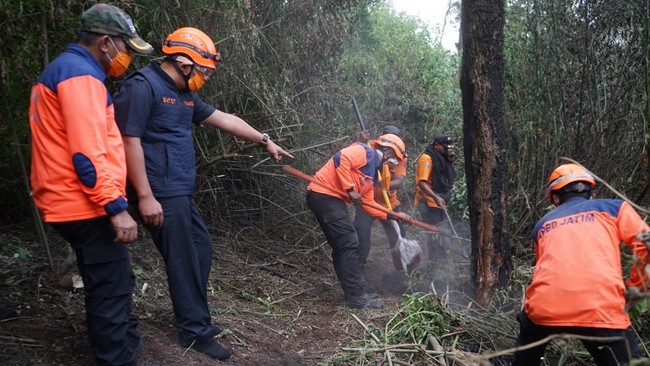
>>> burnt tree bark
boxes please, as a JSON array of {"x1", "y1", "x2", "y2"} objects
[{"x1": 460, "y1": 0, "x2": 511, "y2": 307}]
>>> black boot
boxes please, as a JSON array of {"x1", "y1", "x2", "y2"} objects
[
  {"x1": 210, "y1": 324, "x2": 224, "y2": 336},
  {"x1": 345, "y1": 295, "x2": 384, "y2": 309},
  {"x1": 178, "y1": 333, "x2": 231, "y2": 361}
]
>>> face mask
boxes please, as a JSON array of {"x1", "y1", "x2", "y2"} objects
[
  {"x1": 379, "y1": 147, "x2": 395, "y2": 163},
  {"x1": 105, "y1": 38, "x2": 132, "y2": 77},
  {"x1": 186, "y1": 71, "x2": 206, "y2": 92}
]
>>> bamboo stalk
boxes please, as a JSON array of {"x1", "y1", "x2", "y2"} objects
[{"x1": 13, "y1": 135, "x2": 53, "y2": 271}]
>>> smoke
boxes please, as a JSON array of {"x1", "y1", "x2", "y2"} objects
[{"x1": 364, "y1": 218, "x2": 473, "y2": 306}]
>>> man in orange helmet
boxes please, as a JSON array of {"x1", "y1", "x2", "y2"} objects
[
  {"x1": 512, "y1": 163, "x2": 649, "y2": 366},
  {"x1": 29, "y1": 4, "x2": 152, "y2": 365},
  {"x1": 354, "y1": 127, "x2": 410, "y2": 272},
  {"x1": 113, "y1": 27, "x2": 292, "y2": 361},
  {"x1": 306, "y1": 134, "x2": 412, "y2": 309}
]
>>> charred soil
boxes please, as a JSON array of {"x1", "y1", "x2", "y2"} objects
[{"x1": 0, "y1": 218, "x2": 474, "y2": 366}]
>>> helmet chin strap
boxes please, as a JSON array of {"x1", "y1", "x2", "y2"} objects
[{"x1": 170, "y1": 57, "x2": 194, "y2": 88}]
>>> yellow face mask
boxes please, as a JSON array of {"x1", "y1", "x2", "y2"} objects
[{"x1": 106, "y1": 38, "x2": 132, "y2": 77}]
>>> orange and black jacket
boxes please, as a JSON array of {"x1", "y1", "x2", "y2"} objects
[
  {"x1": 414, "y1": 145, "x2": 455, "y2": 208},
  {"x1": 308, "y1": 142, "x2": 388, "y2": 220},
  {"x1": 29, "y1": 44, "x2": 128, "y2": 222},
  {"x1": 525, "y1": 196, "x2": 649, "y2": 329}
]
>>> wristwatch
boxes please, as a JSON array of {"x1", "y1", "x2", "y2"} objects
[{"x1": 259, "y1": 133, "x2": 270, "y2": 146}]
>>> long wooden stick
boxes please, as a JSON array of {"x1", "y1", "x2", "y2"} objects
[
  {"x1": 283, "y1": 165, "x2": 438, "y2": 233},
  {"x1": 14, "y1": 133, "x2": 53, "y2": 271}
]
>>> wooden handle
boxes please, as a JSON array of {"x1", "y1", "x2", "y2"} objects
[{"x1": 282, "y1": 165, "x2": 438, "y2": 233}]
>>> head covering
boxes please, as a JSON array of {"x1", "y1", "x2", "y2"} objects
[
  {"x1": 372, "y1": 133, "x2": 406, "y2": 161},
  {"x1": 546, "y1": 163, "x2": 596, "y2": 203},
  {"x1": 162, "y1": 27, "x2": 221, "y2": 69},
  {"x1": 433, "y1": 134, "x2": 454, "y2": 148},
  {"x1": 382, "y1": 125, "x2": 401, "y2": 136},
  {"x1": 81, "y1": 3, "x2": 153, "y2": 54}
]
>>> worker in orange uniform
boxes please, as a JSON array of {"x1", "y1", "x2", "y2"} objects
[
  {"x1": 306, "y1": 134, "x2": 412, "y2": 309},
  {"x1": 29, "y1": 4, "x2": 152, "y2": 365},
  {"x1": 114, "y1": 27, "x2": 292, "y2": 361},
  {"x1": 354, "y1": 126, "x2": 409, "y2": 271},
  {"x1": 414, "y1": 135, "x2": 456, "y2": 260},
  {"x1": 512, "y1": 163, "x2": 649, "y2": 366}
]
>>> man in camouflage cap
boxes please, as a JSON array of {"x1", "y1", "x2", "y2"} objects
[
  {"x1": 81, "y1": 3, "x2": 153, "y2": 55},
  {"x1": 29, "y1": 3, "x2": 151, "y2": 365}
]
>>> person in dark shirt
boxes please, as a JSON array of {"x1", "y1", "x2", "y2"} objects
[
  {"x1": 414, "y1": 135, "x2": 456, "y2": 260},
  {"x1": 114, "y1": 27, "x2": 291, "y2": 361}
]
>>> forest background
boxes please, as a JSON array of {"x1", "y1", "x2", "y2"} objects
[{"x1": 0, "y1": 0, "x2": 649, "y2": 365}]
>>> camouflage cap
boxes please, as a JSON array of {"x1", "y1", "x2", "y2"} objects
[{"x1": 81, "y1": 3, "x2": 153, "y2": 54}]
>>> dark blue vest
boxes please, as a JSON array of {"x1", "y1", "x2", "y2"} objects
[{"x1": 133, "y1": 66, "x2": 198, "y2": 197}]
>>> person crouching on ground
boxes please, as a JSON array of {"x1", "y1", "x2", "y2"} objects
[
  {"x1": 306, "y1": 133, "x2": 411, "y2": 309},
  {"x1": 512, "y1": 163, "x2": 649, "y2": 366}
]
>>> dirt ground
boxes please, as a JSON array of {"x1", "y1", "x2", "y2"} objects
[{"x1": 0, "y1": 217, "x2": 473, "y2": 366}]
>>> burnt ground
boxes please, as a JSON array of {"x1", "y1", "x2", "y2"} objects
[{"x1": 0, "y1": 216, "x2": 475, "y2": 366}]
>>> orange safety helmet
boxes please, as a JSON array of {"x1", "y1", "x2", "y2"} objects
[
  {"x1": 546, "y1": 163, "x2": 596, "y2": 203},
  {"x1": 371, "y1": 134, "x2": 407, "y2": 161},
  {"x1": 162, "y1": 27, "x2": 221, "y2": 69}
]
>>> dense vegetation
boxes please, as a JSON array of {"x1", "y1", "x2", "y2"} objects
[{"x1": 1, "y1": 0, "x2": 648, "y2": 364}]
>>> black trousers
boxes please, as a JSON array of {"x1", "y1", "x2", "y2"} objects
[
  {"x1": 306, "y1": 191, "x2": 365, "y2": 299},
  {"x1": 417, "y1": 203, "x2": 447, "y2": 259},
  {"x1": 52, "y1": 217, "x2": 141, "y2": 366},
  {"x1": 512, "y1": 310, "x2": 634, "y2": 366},
  {"x1": 149, "y1": 196, "x2": 214, "y2": 340},
  {"x1": 353, "y1": 205, "x2": 404, "y2": 266}
]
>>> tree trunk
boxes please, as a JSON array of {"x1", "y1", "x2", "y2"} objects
[
  {"x1": 460, "y1": 0, "x2": 510, "y2": 307},
  {"x1": 637, "y1": 0, "x2": 650, "y2": 206}
]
